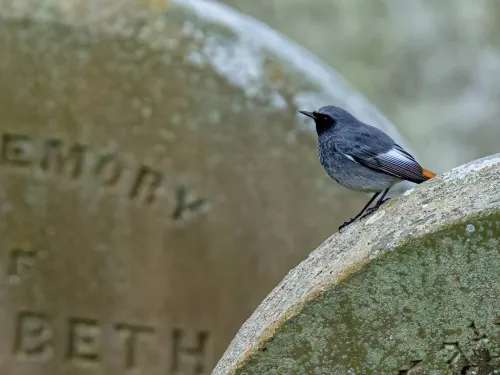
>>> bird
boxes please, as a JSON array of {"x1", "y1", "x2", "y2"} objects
[{"x1": 299, "y1": 105, "x2": 436, "y2": 230}]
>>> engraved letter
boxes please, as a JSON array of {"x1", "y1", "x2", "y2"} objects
[
  {"x1": 129, "y1": 166, "x2": 162, "y2": 204},
  {"x1": 443, "y1": 342, "x2": 462, "y2": 365},
  {"x1": 172, "y1": 186, "x2": 207, "y2": 221},
  {"x1": 440, "y1": 341, "x2": 472, "y2": 372},
  {"x1": 41, "y1": 139, "x2": 86, "y2": 178},
  {"x1": 8, "y1": 249, "x2": 36, "y2": 280},
  {"x1": 14, "y1": 311, "x2": 53, "y2": 359},
  {"x1": 2, "y1": 133, "x2": 32, "y2": 165},
  {"x1": 67, "y1": 318, "x2": 101, "y2": 362},
  {"x1": 171, "y1": 329, "x2": 210, "y2": 374},
  {"x1": 115, "y1": 323, "x2": 154, "y2": 369},
  {"x1": 95, "y1": 154, "x2": 124, "y2": 186}
]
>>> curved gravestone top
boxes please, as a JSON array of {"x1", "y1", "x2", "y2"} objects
[
  {"x1": 214, "y1": 154, "x2": 500, "y2": 375},
  {"x1": 0, "y1": 0, "x2": 410, "y2": 148},
  {"x1": 0, "y1": 0, "x2": 415, "y2": 373}
]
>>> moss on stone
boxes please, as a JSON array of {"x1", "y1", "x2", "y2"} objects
[{"x1": 232, "y1": 213, "x2": 500, "y2": 374}]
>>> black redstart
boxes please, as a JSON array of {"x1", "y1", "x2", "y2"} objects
[{"x1": 299, "y1": 105, "x2": 436, "y2": 230}]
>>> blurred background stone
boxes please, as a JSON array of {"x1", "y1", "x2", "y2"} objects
[
  {"x1": 0, "y1": 0, "x2": 412, "y2": 373},
  {"x1": 220, "y1": 0, "x2": 500, "y2": 173}
]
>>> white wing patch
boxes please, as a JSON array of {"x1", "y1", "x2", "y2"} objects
[
  {"x1": 371, "y1": 147, "x2": 425, "y2": 182},
  {"x1": 343, "y1": 145, "x2": 426, "y2": 183},
  {"x1": 341, "y1": 151, "x2": 360, "y2": 164},
  {"x1": 380, "y1": 148, "x2": 417, "y2": 167}
]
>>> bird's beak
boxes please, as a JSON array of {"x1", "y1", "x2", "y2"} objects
[{"x1": 299, "y1": 110, "x2": 316, "y2": 120}]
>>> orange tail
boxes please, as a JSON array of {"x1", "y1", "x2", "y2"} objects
[{"x1": 422, "y1": 167, "x2": 436, "y2": 179}]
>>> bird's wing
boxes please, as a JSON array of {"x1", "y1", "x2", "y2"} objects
[{"x1": 339, "y1": 141, "x2": 427, "y2": 184}]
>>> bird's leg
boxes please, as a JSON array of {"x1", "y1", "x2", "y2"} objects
[
  {"x1": 339, "y1": 192, "x2": 380, "y2": 230},
  {"x1": 361, "y1": 188, "x2": 391, "y2": 219},
  {"x1": 376, "y1": 188, "x2": 391, "y2": 205},
  {"x1": 377, "y1": 189, "x2": 391, "y2": 205}
]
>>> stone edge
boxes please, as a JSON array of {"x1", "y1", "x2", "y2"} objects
[{"x1": 213, "y1": 153, "x2": 500, "y2": 375}]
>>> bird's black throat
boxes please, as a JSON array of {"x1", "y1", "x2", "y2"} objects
[{"x1": 315, "y1": 120, "x2": 335, "y2": 135}]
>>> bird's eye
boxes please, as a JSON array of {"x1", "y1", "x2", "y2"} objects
[
  {"x1": 323, "y1": 114, "x2": 335, "y2": 123},
  {"x1": 314, "y1": 113, "x2": 336, "y2": 126}
]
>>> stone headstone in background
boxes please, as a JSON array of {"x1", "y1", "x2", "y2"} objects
[
  {"x1": 0, "y1": 0, "x2": 412, "y2": 373},
  {"x1": 214, "y1": 154, "x2": 500, "y2": 375}
]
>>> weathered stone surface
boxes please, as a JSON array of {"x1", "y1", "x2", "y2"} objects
[
  {"x1": 0, "y1": 0, "x2": 412, "y2": 374},
  {"x1": 214, "y1": 154, "x2": 500, "y2": 375}
]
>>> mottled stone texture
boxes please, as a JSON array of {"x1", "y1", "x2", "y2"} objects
[
  {"x1": 0, "y1": 0, "x2": 411, "y2": 374},
  {"x1": 214, "y1": 154, "x2": 500, "y2": 375}
]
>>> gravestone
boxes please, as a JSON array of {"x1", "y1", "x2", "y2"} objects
[
  {"x1": 0, "y1": 0, "x2": 413, "y2": 373},
  {"x1": 213, "y1": 154, "x2": 500, "y2": 375}
]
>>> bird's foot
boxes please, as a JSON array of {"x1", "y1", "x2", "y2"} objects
[
  {"x1": 339, "y1": 198, "x2": 391, "y2": 231},
  {"x1": 360, "y1": 198, "x2": 391, "y2": 221},
  {"x1": 360, "y1": 205, "x2": 380, "y2": 219},
  {"x1": 338, "y1": 218, "x2": 356, "y2": 231}
]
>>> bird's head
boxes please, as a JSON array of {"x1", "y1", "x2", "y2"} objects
[{"x1": 299, "y1": 105, "x2": 356, "y2": 135}]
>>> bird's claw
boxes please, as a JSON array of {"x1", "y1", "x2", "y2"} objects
[
  {"x1": 339, "y1": 218, "x2": 356, "y2": 231},
  {"x1": 380, "y1": 197, "x2": 391, "y2": 205},
  {"x1": 339, "y1": 197, "x2": 391, "y2": 231},
  {"x1": 360, "y1": 198, "x2": 391, "y2": 220},
  {"x1": 361, "y1": 205, "x2": 380, "y2": 219}
]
